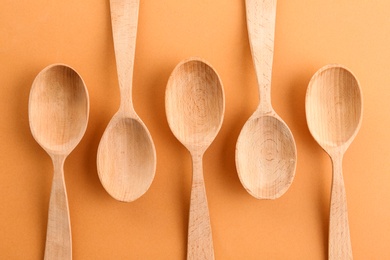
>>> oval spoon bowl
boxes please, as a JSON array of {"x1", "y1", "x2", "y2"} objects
[
  {"x1": 236, "y1": 115, "x2": 296, "y2": 199},
  {"x1": 306, "y1": 65, "x2": 363, "y2": 150},
  {"x1": 97, "y1": 116, "x2": 156, "y2": 202},
  {"x1": 29, "y1": 64, "x2": 89, "y2": 154},
  {"x1": 165, "y1": 59, "x2": 224, "y2": 150}
]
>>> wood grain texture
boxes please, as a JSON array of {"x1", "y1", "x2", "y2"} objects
[
  {"x1": 246, "y1": 0, "x2": 276, "y2": 114},
  {"x1": 28, "y1": 64, "x2": 89, "y2": 260},
  {"x1": 110, "y1": 0, "x2": 138, "y2": 113},
  {"x1": 235, "y1": 0, "x2": 296, "y2": 199},
  {"x1": 165, "y1": 59, "x2": 225, "y2": 260},
  {"x1": 188, "y1": 153, "x2": 214, "y2": 260},
  {"x1": 45, "y1": 155, "x2": 71, "y2": 260},
  {"x1": 97, "y1": 0, "x2": 156, "y2": 202},
  {"x1": 306, "y1": 65, "x2": 363, "y2": 260}
]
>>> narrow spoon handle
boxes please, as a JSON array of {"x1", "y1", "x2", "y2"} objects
[
  {"x1": 246, "y1": 0, "x2": 277, "y2": 113},
  {"x1": 110, "y1": 0, "x2": 139, "y2": 112},
  {"x1": 329, "y1": 155, "x2": 353, "y2": 260},
  {"x1": 187, "y1": 153, "x2": 214, "y2": 260},
  {"x1": 44, "y1": 155, "x2": 71, "y2": 260}
]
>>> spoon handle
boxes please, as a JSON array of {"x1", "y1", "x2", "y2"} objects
[
  {"x1": 329, "y1": 155, "x2": 353, "y2": 259},
  {"x1": 44, "y1": 155, "x2": 71, "y2": 260},
  {"x1": 110, "y1": 0, "x2": 139, "y2": 113},
  {"x1": 246, "y1": 0, "x2": 277, "y2": 113},
  {"x1": 187, "y1": 153, "x2": 214, "y2": 260}
]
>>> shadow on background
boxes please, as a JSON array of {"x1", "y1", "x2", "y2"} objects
[
  {"x1": 219, "y1": 0, "x2": 256, "y2": 198},
  {"x1": 14, "y1": 64, "x2": 52, "y2": 259},
  {"x1": 146, "y1": 59, "x2": 191, "y2": 260},
  {"x1": 287, "y1": 68, "x2": 330, "y2": 259}
]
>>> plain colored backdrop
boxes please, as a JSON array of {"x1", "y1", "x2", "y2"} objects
[{"x1": 1, "y1": 0, "x2": 389, "y2": 259}]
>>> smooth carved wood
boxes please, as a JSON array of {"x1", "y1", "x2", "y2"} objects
[
  {"x1": 97, "y1": 0, "x2": 156, "y2": 202},
  {"x1": 165, "y1": 59, "x2": 225, "y2": 260},
  {"x1": 188, "y1": 153, "x2": 213, "y2": 260},
  {"x1": 28, "y1": 64, "x2": 89, "y2": 260},
  {"x1": 235, "y1": 0, "x2": 296, "y2": 199},
  {"x1": 110, "y1": 0, "x2": 137, "y2": 113},
  {"x1": 306, "y1": 65, "x2": 363, "y2": 260},
  {"x1": 246, "y1": 0, "x2": 276, "y2": 114}
]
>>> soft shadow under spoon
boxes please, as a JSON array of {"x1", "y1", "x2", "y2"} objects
[
  {"x1": 29, "y1": 64, "x2": 89, "y2": 259},
  {"x1": 97, "y1": 0, "x2": 156, "y2": 202},
  {"x1": 165, "y1": 58, "x2": 225, "y2": 260},
  {"x1": 236, "y1": 0, "x2": 297, "y2": 199},
  {"x1": 306, "y1": 64, "x2": 362, "y2": 259}
]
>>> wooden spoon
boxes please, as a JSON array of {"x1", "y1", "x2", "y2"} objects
[
  {"x1": 97, "y1": 0, "x2": 156, "y2": 202},
  {"x1": 28, "y1": 64, "x2": 89, "y2": 259},
  {"x1": 165, "y1": 58, "x2": 225, "y2": 260},
  {"x1": 306, "y1": 65, "x2": 362, "y2": 259},
  {"x1": 236, "y1": 0, "x2": 297, "y2": 199}
]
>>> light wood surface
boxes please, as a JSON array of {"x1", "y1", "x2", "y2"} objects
[
  {"x1": 165, "y1": 58, "x2": 225, "y2": 260},
  {"x1": 235, "y1": 0, "x2": 297, "y2": 199},
  {"x1": 97, "y1": 0, "x2": 156, "y2": 202},
  {"x1": 28, "y1": 64, "x2": 89, "y2": 259},
  {"x1": 306, "y1": 65, "x2": 363, "y2": 260}
]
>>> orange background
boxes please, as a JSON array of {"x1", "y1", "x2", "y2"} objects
[{"x1": 1, "y1": 0, "x2": 390, "y2": 259}]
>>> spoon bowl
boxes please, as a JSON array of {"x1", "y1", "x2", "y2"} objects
[
  {"x1": 165, "y1": 58, "x2": 224, "y2": 260},
  {"x1": 97, "y1": 116, "x2": 156, "y2": 201},
  {"x1": 306, "y1": 65, "x2": 362, "y2": 150},
  {"x1": 236, "y1": 115, "x2": 296, "y2": 199},
  {"x1": 306, "y1": 64, "x2": 362, "y2": 259},
  {"x1": 29, "y1": 64, "x2": 89, "y2": 259},
  {"x1": 29, "y1": 64, "x2": 88, "y2": 154},
  {"x1": 166, "y1": 59, "x2": 224, "y2": 150}
]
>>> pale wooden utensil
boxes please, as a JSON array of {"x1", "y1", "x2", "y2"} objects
[
  {"x1": 28, "y1": 64, "x2": 89, "y2": 260},
  {"x1": 236, "y1": 0, "x2": 296, "y2": 199},
  {"x1": 306, "y1": 65, "x2": 362, "y2": 260},
  {"x1": 165, "y1": 58, "x2": 225, "y2": 260},
  {"x1": 97, "y1": 0, "x2": 156, "y2": 202}
]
